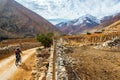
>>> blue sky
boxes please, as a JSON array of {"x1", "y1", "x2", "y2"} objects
[{"x1": 15, "y1": 0, "x2": 120, "y2": 24}]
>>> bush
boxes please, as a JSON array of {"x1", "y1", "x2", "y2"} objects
[
  {"x1": 36, "y1": 33, "x2": 54, "y2": 48},
  {"x1": 0, "y1": 36, "x2": 9, "y2": 41},
  {"x1": 86, "y1": 32, "x2": 91, "y2": 35}
]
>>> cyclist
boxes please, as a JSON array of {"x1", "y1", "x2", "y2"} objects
[{"x1": 15, "y1": 47, "x2": 22, "y2": 66}]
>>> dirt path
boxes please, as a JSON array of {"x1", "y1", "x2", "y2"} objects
[{"x1": 0, "y1": 47, "x2": 38, "y2": 80}]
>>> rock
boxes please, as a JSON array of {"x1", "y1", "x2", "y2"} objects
[
  {"x1": 31, "y1": 70, "x2": 37, "y2": 75},
  {"x1": 43, "y1": 62, "x2": 49, "y2": 66},
  {"x1": 35, "y1": 59, "x2": 39, "y2": 62},
  {"x1": 39, "y1": 66, "x2": 48, "y2": 72}
]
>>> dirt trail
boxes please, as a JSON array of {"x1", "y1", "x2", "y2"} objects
[{"x1": 0, "y1": 47, "x2": 38, "y2": 80}]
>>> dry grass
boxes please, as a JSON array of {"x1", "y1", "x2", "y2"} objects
[
  {"x1": 67, "y1": 46, "x2": 120, "y2": 80},
  {"x1": 0, "y1": 38, "x2": 37, "y2": 47},
  {"x1": 62, "y1": 32, "x2": 120, "y2": 48},
  {"x1": 64, "y1": 32, "x2": 120, "y2": 43}
]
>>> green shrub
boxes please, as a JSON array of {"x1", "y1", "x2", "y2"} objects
[
  {"x1": 86, "y1": 32, "x2": 91, "y2": 35},
  {"x1": 36, "y1": 33, "x2": 54, "y2": 48}
]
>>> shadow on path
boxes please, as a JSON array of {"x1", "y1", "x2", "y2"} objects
[{"x1": 19, "y1": 63, "x2": 32, "y2": 71}]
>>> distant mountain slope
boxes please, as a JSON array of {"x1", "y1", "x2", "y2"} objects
[
  {"x1": 0, "y1": 0, "x2": 60, "y2": 39},
  {"x1": 56, "y1": 14, "x2": 100, "y2": 34},
  {"x1": 102, "y1": 20, "x2": 120, "y2": 33},
  {"x1": 57, "y1": 13, "x2": 120, "y2": 34},
  {"x1": 91, "y1": 13, "x2": 120, "y2": 32}
]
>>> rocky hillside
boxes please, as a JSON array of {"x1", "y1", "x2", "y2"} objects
[{"x1": 0, "y1": 0, "x2": 60, "y2": 40}]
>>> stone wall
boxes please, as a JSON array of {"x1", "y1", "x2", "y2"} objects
[{"x1": 56, "y1": 43, "x2": 68, "y2": 80}]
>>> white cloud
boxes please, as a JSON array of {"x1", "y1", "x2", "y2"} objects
[{"x1": 15, "y1": 0, "x2": 120, "y2": 23}]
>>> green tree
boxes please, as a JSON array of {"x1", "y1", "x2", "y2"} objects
[
  {"x1": 36, "y1": 33, "x2": 54, "y2": 48},
  {"x1": 86, "y1": 32, "x2": 91, "y2": 35},
  {"x1": 47, "y1": 32, "x2": 54, "y2": 38}
]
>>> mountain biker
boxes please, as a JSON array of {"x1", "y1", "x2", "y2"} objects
[{"x1": 15, "y1": 47, "x2": 22, "y2": 66}]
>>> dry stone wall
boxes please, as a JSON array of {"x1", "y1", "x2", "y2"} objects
[{"x1": 56, "y1": 43, "x2": 68, "y2": 80}]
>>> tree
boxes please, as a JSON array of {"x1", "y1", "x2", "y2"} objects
[
  {"x1": 47, "y1": 32, "x2": 54, "y2": 38},
  {"x1": 36, "y1": 33, "x2": 54, "y2": 48}
]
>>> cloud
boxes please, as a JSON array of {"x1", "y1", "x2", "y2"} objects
[{"x1": 15, "y1": 0, "x2": 120, "y2": 22}]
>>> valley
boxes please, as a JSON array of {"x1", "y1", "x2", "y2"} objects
[
  {"x1": 0, "y1": 34, "x2": 120, "y2": 80},
  {"x1": 0, "y1": 0, "x2": 120, "y2": 80}
]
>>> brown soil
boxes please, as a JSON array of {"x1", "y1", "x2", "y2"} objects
[{"x1": 66, "y1": 46, "x2": 120, "y2": 80}]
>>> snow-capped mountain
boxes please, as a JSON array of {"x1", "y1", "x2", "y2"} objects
[
  {"x1": 48, "y1": 18, "x2": 71, "y2": 25},
  {"x1": 73, "y1": 14, "x2": 100, "y2": 26},
  {"x1": 56, "y1": 13, "x2": 120, "y2": 34},
  {"x1": 56, "y1": 20, "x2": 77, "y2": 28},
  {"x1": 56, "y1": 14, "x2": 100, "y2": 34}
]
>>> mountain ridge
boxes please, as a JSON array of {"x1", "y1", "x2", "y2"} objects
[
  {"x1": 0, "y1": 0, "x2": 60, "y2": 40},
  {"x1": 56, "y1": 13, "x2": 120, "y2": 34},
  {"x1": 56, "y1": 14, "x2": 100, "y2": 34}
]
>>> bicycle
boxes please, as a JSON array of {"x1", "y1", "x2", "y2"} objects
[{"x1": 15, "y1": 55, "x2": 22, "y2": 66}]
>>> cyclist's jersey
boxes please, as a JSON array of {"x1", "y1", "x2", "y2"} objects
[{"x1": 15, "y1": 49, "x2": 21, "y2": 58}]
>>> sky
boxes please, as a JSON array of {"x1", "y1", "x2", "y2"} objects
[{"x1": 15, "y1": 0, "x2": 120, "y2": 24}]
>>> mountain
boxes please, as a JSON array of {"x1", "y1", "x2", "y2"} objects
[
  {"x1": 56, "y1": 13, "x2": 120, "y2": 34},
  {"x1": 56, "y1": 14, "x2": 100, "y2": 34},
  {"x1": 90, "y1": 13, "x2": 120, "y2": 33},
  {"x1": 0, "y1": 0, "x2": 60, "y2": 39}
]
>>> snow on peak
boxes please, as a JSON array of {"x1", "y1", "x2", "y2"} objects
[
  {"x1": 73, "y1": 14, "x2": 100, "y2": 26},
  {"x1": 56, "y1": 14, "x2": 101, "y2": 28},
  {"x1": 56, "y1": 20, "x2": 74, "y2": 28}
]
